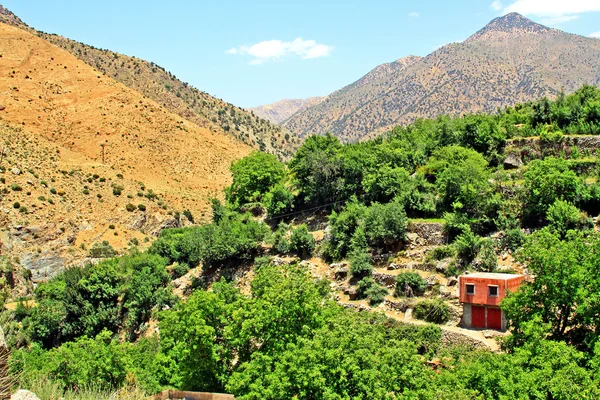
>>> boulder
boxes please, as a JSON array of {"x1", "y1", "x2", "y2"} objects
[
  {"x1": 10, "y1": 167, "x2": 20, "y2": 175},
  {"x1": 503, "y1": 153, "x2": 523, "y2": 169},
  {"x1": 372, "y1": 272, "x2": 396, "y2": 288},
  {"x1": 447, "y1": 277, "x2": 459, "y2": 286},
  {"x1": 387, "y1": 262, "x2": 400, "y2": 270},
  {"x1": 344, "y1": 287, "x2": 358, "y2": 300},
  {"x1": 11, "y1": 390, "x2": 40, "y2": 400},
  {"x1": 334, "y1": 267, "x2": 348, "y2": 280},
  {"x1": 436, "y1": 258, "x2": 453, "y2": 273}
]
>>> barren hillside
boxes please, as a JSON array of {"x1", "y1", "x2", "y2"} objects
[
  {"x1": 0, "y1": 22, "x2": 252, "y2": 273},
  {"x1": 0, "y1": 5, "x2": 300, "y2": 159},
  {"x1": 284, "y1": 13, "x2": 600, "y2": 142}
]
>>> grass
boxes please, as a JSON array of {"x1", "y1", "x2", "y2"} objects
[{"x1": 18, "y1": 377, "x2": 147, "y2": 400}]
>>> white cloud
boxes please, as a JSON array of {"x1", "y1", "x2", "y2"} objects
[
  {"x1": 226, "y1": 37, "x2": 333, "y2": 65},
  {"x1": 408, "y1": 11, "x2": 420, "y2": 17},
  {"x1": 590, "y1": 31, "x2": 600, "y2": 38},
  {"x1": 502, "y1": 0, "x2": 600, "y2": 25},
  {"x1": 490, "y1": 1, "x2": 503, "y2": 11}
]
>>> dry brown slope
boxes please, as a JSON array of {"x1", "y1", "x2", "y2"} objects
[
  {"x1": 0, "y1": 5, "x2": 299, "y2": 159},
  {"x1": 0, "y1": 22, "x2": 251, "y2": 218},
  {"x1": 284, "y1": 13, "x2": 600, "y2": 142}
]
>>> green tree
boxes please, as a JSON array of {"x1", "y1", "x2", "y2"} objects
[{"x1": 225, "y1": 152, "x2": 286, "y2": 208}]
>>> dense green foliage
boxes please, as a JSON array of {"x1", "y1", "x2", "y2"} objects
[
  {"x1": 21, "y1": 253, "x2": 175, "y2": 348},
  {"x1": 10, "y1": 86, "x2": 600, "y2": 399},
  {"x1": 149, "y1": 213, "x2": 268, "y2": 269}
]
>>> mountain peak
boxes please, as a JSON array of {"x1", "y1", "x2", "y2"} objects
[{"x1": 466, "y1": 13, "x2": 550, "y2": 42}]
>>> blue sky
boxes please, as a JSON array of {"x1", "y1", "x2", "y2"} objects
[{"x1": 5, "y1": 1, "x2": 600, "y2": 108}]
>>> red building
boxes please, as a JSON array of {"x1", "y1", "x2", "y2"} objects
[{"x1": 459, "y1": 272, "x2": 525, "y2": 331}]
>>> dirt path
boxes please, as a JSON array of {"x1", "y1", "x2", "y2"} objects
[{"x1": 339, "y1": 300, "x2": 501, "y2": 351}]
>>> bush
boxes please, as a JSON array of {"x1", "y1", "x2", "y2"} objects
[
  {"x1": 182, "y1": 209, "x2": 194, "y2": 223},
  {"x1": 137, "y1": 204, "x2": 147, "y2": 212},
  {"x1": 454, "y1": 229, "x2": 482, "y2": 265},
  {"x1": 395, "y1": 272, "x2": 427, "y2": 297},
  {"x1": 472, "y1": 239, "x2": 497, "y2": 272},
  {"x1": 501, "y1": 228, "x2": 526, "y2": 252},
  {"x1": 12, "y1": 201, "x2": 20, "y2": 209},
  {"x1": 125, "y1": 203, "x2": 136, "y2": 212},
  {"x1": 263, "y1": 184, "x2": 294, "y2": 218},
  {"x1": 365, "y1": 283, "x2": 388, "y2": 306},
  {"x1": 11, "y1": 184, "x2": 22, "y2": 191},
  {"x1": 349, "y1": 249, "x2": 372, "y2": 278},
  {"x1": 414, "y1": 299, "x2": 450, "y2": 324},
  {"x1": 546, "y1": 199, "x2": 589, "y2": 237},
  {"x1": 356, "y1": 277, "x2": 388, "y2": 305},
  {"x1": 428, "y1": 245, "x2": 455, "y2": 261},
  {"x1": 88, "y1": 241, "x2": 117, "y2": 258},
  {"x1": 289, "y1": 224, "x2": 315, "y2": 259}
]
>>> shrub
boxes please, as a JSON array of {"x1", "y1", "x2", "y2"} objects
[
  {"x1": 88, "y1": 241, "x2": 117, "y2": 258},
  {"x1": 125, "y1": 203, "x2": 136, "y2": 212},
  {"x1": 365, "y1": 283, "x2": 388, "y2": 306},
  {"x1": 349, "y1": 249, "x2": 372, "y2": 278},
  {"x1": 263, "y1": 184, "x2": 294, "y2": 218},
  {"x1": 454, "y1": 229, "x2": 482, "y2": 265},
  {"x1": 428, "y1": 245, "x2": 455, "y2": 261},
  {"x1": 395, "y1": 272, "x2": 427, "y2": 297},
  {"x1": 50, "y1": 188, "x2": 57, "y2": 195},
  {"x1": 414, "y1": 299, "x2": 450, "y2": 324},
  {"x1": 82, "y1": 189, "x2": 90, "y2": 195},
  {"x1": 289, "y1": 224, "x2": 315, "y2": 259},
  {"x1": 137, "y1": 204, "x2": 147, "y2": 212},
  {"x1": 11, "y1": 184, "x2": 22, "y2": 191},
  {"x1": 182, "y1": 209, "x2": 194, "y2": 223},
  {"x1": 472, "y1": 239, "x2": 497, "y2": 272},
  {"x1": 19, "y1": 206, "x2": 28, "y2": 214},
  {"x1": 12, "y1": 201, "x2": 20, "y2": 209},
  {"x1": 546, "y1": 199, "x2": 589, "y2": 238},
  {"x1": 112, "y1": 185, "x2": 123, "y2": 196},
  {"x1": 502, "y1": 228, "x2": 526, "y2": 252}
]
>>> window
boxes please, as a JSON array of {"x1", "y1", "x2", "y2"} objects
[
  {"x1": 488, "y1": 285, "x2": 499, "y2": 297},
  {"x1": 466, "y1": 284, "x2": 475, "y2": 295}
]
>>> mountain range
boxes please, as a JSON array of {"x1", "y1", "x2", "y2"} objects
[
  {"x1": 250, "y1": 96, "x2": 326, "y2": 124},
  {"x1": 281, "y1": 13, "x2": 600, "y2": 142}
]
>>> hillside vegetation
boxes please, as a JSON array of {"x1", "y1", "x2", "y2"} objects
[
  {"x1": 6, "y1": 86, "x2": 600, "y2": 399},
  {"x1": 284, "y1": 13, "x2": 600, "y2": 142},
  {"x1": 0, "y1": 6, "x2": 299, "y2": 159}
]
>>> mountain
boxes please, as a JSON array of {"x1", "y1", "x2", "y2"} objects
[
  {"x1": 0, "y1": 5, "x2": 300, "y2": 159},
  {"x1": 0, "y1": 21, "x2": 251, "y2": 275},
  {"x1": 250, "y1": 96, "x2": 326, "y2": 124},
  {"x1": 283, "y1": 13, "x2": 600, "y2": 142}
]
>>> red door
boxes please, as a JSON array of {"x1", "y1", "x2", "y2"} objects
[
  {"x1": 472, "y1": 305, "x2": 486, "y2": 328},
  {"x1": 487, "y1": 307, "x2": 502, "y2": 330}
]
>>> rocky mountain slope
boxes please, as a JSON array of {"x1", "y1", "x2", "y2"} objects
[
  {"x1": 283, "y1": 13, "x2": 600, "y2": 142},
  {"x1": 0, "y1": 21, "x2": 251, "y2": 275},
  {"x1": 0, "y1": 5, "x2": 300, "y2": 159},
  {"x1": 250, "y1": 96, "x2": 326, "y2": 124}
]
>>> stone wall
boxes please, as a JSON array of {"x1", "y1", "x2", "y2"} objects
[{"x1": 407, "y1": 222, "x2": 447, "y2": 246}]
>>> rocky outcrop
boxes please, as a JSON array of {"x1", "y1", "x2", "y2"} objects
[
  {"x1": 407, "y1": 222, "x2": 447, "y2": 246},
  {"x1": 10, "y1": 391, "x2": 39, "y2": 400},
  {"x1": 372, "y1": 272, "x2": 397, "y2": 288},
  {"x1": 440, "y1": 330, "x2": 489, "y2": 350}
]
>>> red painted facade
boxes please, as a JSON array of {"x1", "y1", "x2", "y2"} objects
[
  {"x1": 459, "y1": 273, "x2": 525, "y2": 331},
  {"x1": 459, "y1": 273, "x2": 524, "y2": 306}
]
